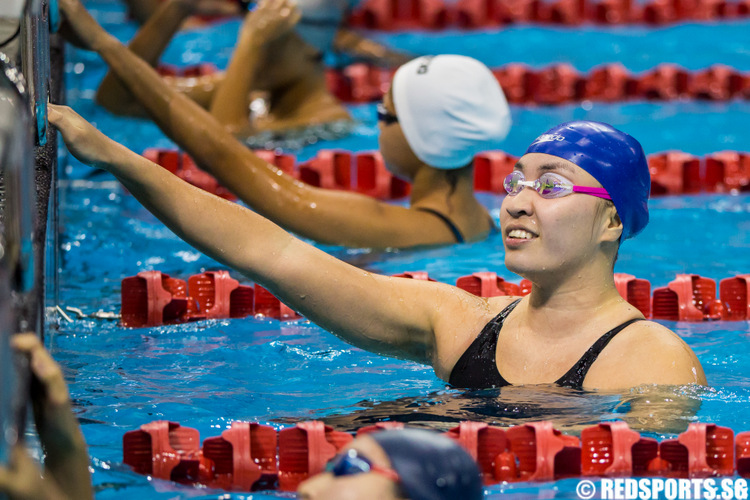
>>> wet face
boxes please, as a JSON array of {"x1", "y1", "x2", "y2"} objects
[
  {"x1": 377, "y1": 87, "x2": 422, "y2": 181},
  {"x1": 500, "y1": 153, "x2": 620, "y2": 281},
  {"x1": 297, "y1": 435, "x2": 404, "y2": 500}
]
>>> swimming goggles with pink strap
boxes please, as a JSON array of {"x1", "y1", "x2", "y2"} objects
[{"x1": 503, "y1": 170, "x2": 612, "y2": 200}]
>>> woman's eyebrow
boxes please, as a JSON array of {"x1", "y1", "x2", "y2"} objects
[
  {"x1": 515, "y1": 160, "x2": 575, "y2": 173},
  {"x1": 539, "y1": 161, "x2": 576, "y2": 173}
]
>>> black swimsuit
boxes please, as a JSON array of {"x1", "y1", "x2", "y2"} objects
[
  {"x1": 416, "y1": 207, "x2": 498, "y2": 244},
  {"x1": 449, "y1": 299, "x2": 644, "y2": 389}
]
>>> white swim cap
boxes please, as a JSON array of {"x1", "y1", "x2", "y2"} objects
[
  {"x1": 294, "y1": 0, "x2": 358, "y2": 53},
  {"x1": 392, "y1": 55, "x2": 511, "y2": 169}
]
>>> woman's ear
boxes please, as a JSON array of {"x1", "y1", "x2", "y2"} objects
[{"x1": 602, "y1": 206, "x2": 623, "y2": 242}]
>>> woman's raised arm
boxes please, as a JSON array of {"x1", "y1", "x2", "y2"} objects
[{"x1": 49, "y1": 104, "x2": 486, "y2": 369}]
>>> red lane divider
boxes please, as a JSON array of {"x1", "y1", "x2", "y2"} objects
[
  {"x1": 202, "y1": 422, "x2": 278, "y2": 491},
  {"x1": 120, "y1": 270, "x2": 296, "y2": 328},
  {"x1": 326, "y1": 62, "x2": 750, "y2": 105},
  {"x1": 142, "y1": 148, "x2": 411, "y2": 201},
  {"x1": 142, "y1": 149, "x2": 237, "y2": 202},
  {"x1": 615, "y1": 274, "x2": 652, "y2": 318},
  {"x1": 445, "y1": 421, "x2": 509, "y2": 483},
  {"x1": 456, "y1": 271, "x2": 525, "y2": 297},
  {"x1": 278, "y1": 422, "x2": 353, "y2": 491},
  {"x1": 347, "y1": 0, "x2": 750, "y2": 29},
  {"x1": 156, "y1": 62, "x2": 750, "y2": 106},
  {"x1": 141, "y1": 147, "x2": 750, "y2": 202},
  {"x1": 737, "y1": 432, "x2": 750, "y2": 477},
  {"x1": 506, "y1": 421, "x2": 581, "y2": 481},
  {"x1": 121, "y1": 271, "x2": 201, "y2": 327},
  {"x1": 122, "y1": 421, "x2": 212, "y2": 484},
  {"x1": 720, "y1": 275, "x2": 750, "y2": 321},
  {"x1": 581, "y1": 422, "x2": 659, "y2": 477},
  {"x1": 149, "y1": 0, "x2": 750, "y2": 30},
  {"x1": 658, "y1": 424, "x2": 735, "y2": 478},
  {"x1": 121, "y1": 269, "x2": 750, "y2": 327},
  {"x1": 123, "y1": 420, "x2": 743, "y2": 492}
]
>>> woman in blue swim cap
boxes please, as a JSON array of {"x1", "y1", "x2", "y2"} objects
[
  {"x1": 53, "y1": 0, "x2": 704, "y2": 393},
  {"x1": 50, "y1": 96, "x2": 706, "y2": 393},
  {"x1": 298, "y1": 429, "x2": 483, "y2": 500}
]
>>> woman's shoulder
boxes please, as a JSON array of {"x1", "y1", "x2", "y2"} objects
[
  {"x1": 616, "y1": 319, "x2": 689, "y2": 346},
  {"x1": 585, "y1": 319, "x2": 707, "y2": 388}
]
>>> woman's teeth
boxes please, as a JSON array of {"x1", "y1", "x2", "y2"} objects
[{"x1": 509, "y1": 229, "x2": 534, "y2": 239}]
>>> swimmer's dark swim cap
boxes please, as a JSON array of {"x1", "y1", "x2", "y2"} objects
[
  {"x1": 524, "y1": 121, "x2": 650, "y2": 240},
  {"x1": 370, "y1": 429, "x2": 483, "y2": 500}
]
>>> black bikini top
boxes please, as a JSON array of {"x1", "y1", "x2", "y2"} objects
[
  {"x1": 416, "y1": 207, "x2": 498, "y2": 244},
  {"x1": 448, "y1": 299, "x2": 644, "y2": 389}
]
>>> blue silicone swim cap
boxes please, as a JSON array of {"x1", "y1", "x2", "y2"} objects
[
  {"x1": 370, "y1": 429, "x2": 483, "y2": 500},
  {"x1": 524, "y1": 121, "x2": 650, "y2": 240}
]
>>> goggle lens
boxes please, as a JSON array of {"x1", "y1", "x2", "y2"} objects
[
  {"x1": 325, "y1": 449, "x2": 400, "y2": 483},
  {"x1": 503, "y1": 171, "x2": 523, "y2": 195},
  {"x1": 537, "y1": 174, "x2": 567, "y2": 197},
  {"x1": 327, "y1": 450, "x2": 371, "y2": 476}
]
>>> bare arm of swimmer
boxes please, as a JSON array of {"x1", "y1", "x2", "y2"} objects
[
  {"x1": 49, "y1": 104, "x2": 498, "y2": 377},
  {"x1": 59, "y1": 0, "x2": 467, "y2": 248},
  {"x1": 96, "y1": 0, "x2": 229, "y2": 115},
  {"x1": 121, "y1": 0, "x2": 161, "y2": 24},
  {"x1": 208, "y1": 0, "x2": 298, "y2": 133},
  {"x1": 333, "y1": 28, "x2": 413, "y2": 67}
]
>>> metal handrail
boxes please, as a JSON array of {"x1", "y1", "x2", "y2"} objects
[{"x1": 0, "y1": 50, "x2": 35, "y2": 466}]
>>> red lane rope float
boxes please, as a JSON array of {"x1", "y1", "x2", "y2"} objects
[
  {"x1": 156, "y1": 62, "x2": 750, "y2": 105},
  {"x1": 141, "y1": 147, "x2": 750, "y2": 201},
  {"x1": 120, "y1": 270, "x2": 299, "y2": 327},
  {"x1": 326, "y1": 63, "x2": 750, "y2": 104},
  {"x1": 347, "y1": 0, "x2": 750, "y2": 29},
  {"x1": 119, "y1": 270, "x2": 750, "y2": 327},
  {"x1": 122, "y1": 419, "x2": 745, "y2": 491}
]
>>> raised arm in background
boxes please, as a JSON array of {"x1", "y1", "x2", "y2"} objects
[
  {"x1": 96, "y1": 0, "x2": 238, "y2": 114},
  {"x1": 333, "y1": 28, "x2": 413, "y2": 67},
  {"x1": 49, "y1": 103, "x2": 496, "y2": 377},
  {"x1": 97, "y1": 0, "x2": 351, "y2": 139}
]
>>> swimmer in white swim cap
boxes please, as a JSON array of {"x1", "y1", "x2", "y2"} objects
[{"x1": 61, "y1": 0, "x2": 512, "y2": 248}]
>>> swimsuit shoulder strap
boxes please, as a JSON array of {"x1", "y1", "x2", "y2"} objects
[
  {"x1": 555, "y1": 318, "x2": 645, "y2": 389},
  {"x1": 448, "y1": 299, "x2": 521, "y2": 388},
  {"x1": 415, "y1": 207, "x2": 465, "y2": 243}
]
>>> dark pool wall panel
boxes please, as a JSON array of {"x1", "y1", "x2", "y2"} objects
[
  {"x1": 2, "y1": 10, "x2": 62, "y2": 338},
  {"x1": 35, "y1": 32, "x2": 63, "y2": 338}
]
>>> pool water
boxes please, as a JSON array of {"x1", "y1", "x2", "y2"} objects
[{"x1": 56, "y1": 2, "x2": 750, "y2": 498}]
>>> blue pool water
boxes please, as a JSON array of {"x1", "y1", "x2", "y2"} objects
[{"x1": 55, "y1": 2, "x2": 750, "y2": 498}]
